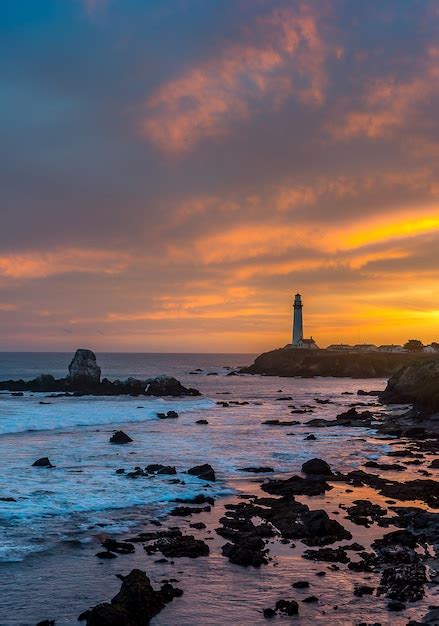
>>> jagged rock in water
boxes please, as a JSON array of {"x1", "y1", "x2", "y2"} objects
[
  {"x1": 145, "y1": 376, "x2": 200, "y2": 397},
  {"x1": 32, "y1": 457, "x2": 54, "y2": 468},
  {"x1": 68, "y1": 349, "x2": 101, "y2": 387},
  {"x1": 302, "y1": 458, "x2": 332, "y2": 475},
  {"x1": 78, "y1": 568, "x2": 182, "y2": 625},
  {"x1": 110, "y1": 431, "x2": 133, "y2": 444},
  {"x1": 187, "y1": 463, "x2": 216, "y2": 482}
]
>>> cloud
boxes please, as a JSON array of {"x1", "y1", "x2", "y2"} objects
[
  {"x1": 140, "y1": 4, "x2": 336, "y2": 154},
  {"x1": 328, "y1": 46, "x2": 439, "y2": 140},
  {"x1": 0, "y1": 248, "x2": 130, "y2": 279}
]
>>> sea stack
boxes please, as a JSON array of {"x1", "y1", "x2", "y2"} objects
[{"x1": 68, "y1": 349, "x2": 101, "y2": 387}]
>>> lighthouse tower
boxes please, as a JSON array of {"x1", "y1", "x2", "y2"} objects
[{"x1": 292, "y1": 293, "x2": 303, "y2": 345}]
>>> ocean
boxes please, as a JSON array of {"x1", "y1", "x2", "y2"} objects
[{"x1": 0, "y1": 352, "x2": 425, "y2": 625}]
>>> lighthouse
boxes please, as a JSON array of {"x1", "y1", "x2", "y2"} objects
[{"x1": 292, "y1": 293, "x2": 303, "y2": 345}]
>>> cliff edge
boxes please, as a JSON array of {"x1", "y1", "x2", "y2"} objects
[
  {"x1": 380, "y1": 357, "x2": 439, "y2": 414},
  {"x1": 241, "y1": 347, "x2": 437, "y2": 379}
]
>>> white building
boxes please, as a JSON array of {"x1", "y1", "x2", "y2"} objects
[
  {"x1": 296, "y1": 337, "x2": 319, "y2": 350},
  {"x1": 378, "y1": 345, "x2": 407, "y2": 353},
  {"x1": 423, "y1": 344, "x2": 437, "y2": 353}
]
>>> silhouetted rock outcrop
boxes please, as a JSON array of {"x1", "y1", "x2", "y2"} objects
[
  {"x1": 32, "y1": 457, "x2": 54, "y2": 468},
  {"x1": 241, "y1": 347, "x2": 436, "y2": 378},
  {"x1": 78, "y1": 568, "x2": 182, "y2": 625},
  {"x1": 381, "y1": 358, "x2": 439, "y2": 414},
  {"x1": 68, "y1": 349, "x2": 101, "y2": 388},
  {"x1": 0, "y1": 350, "x2": 200, "y2": 397}
]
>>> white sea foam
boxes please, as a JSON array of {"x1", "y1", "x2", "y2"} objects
[{"x1": 0, "y1": 394, "x2": 214, "y2": 435}]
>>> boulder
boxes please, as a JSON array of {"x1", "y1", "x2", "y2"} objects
[
  {"x1": 157, "y1": 410, "x2": 179, "y2": 419},
  {"x1": 302, "y1": 458, "x2": 332, "y2": 475},
  {"x1": 381, "y1": 357, "x2": 439, "y2": 413},
  {"x1": 68, "y1": 349, "x2": 101, "y2": 387},
  {"x1": 187, "y1": 464, "x2": 216, "y2": 482},
  {"x1": 110, "y1": 431, "x2": 133, "y2": 444},
  {"x1": 32, "y1": 457, "x2": 54, "y2": 468},
  {"x1": 79, "y1": 568, "x2": 181, "y2": 625},
  {"x1": 145, "y1": 376, "x2": 200, "y2": 397}
]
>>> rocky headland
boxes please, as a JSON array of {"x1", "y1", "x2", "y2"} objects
[
  {"x1": 0, "y1": 349, "x2": 200, "y2": 397},
  {"x1": 242, "y1": 346, "x2": 439, "y2": 379},
  {"x1": 381, "y1": 358, "x2": 439, "y2": 415}
]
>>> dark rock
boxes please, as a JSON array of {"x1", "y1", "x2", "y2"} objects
[
  {"x1": 189, "y1": 522, "x2": 206, "y2": 530},
  {"x1": 187, "y1": 464, "x2": 216, "y2": 482},
  {"x1": 68, "y1": 349, "x2": 101, "y2": 387},
  {"x1": 157, "y1": 410, "x2": 179, "y2": 419},
  {"x1": 275, "y1": 599, "x2": 299, "y2": 616},
  {"x1": 303, "y1": 547, "x2": 350, "y2": 563},
  {"x1": 153, "y1": 535, "x2": 209, "y2": 558},
  {"x1": 430, "y1": 459, "x2": 439, "y2": 468},
  {"x1": 95, "y1": 551, "x2": 117, "y2": 559},
  {"x1": 116, "y1": 468, "x2": 125, "y2": 474},
  {"x1": 381, "y1": 357, "x2": 439, "y2": 414},
  {"x1": 292, "y1": 581, "x2": 309, "y2": 589},
  {"x1": 32, "y1": 457, "x2": 53, "y2": 468},
  {"x1": 109, "y1": 431, "x2": 133, "y2": 444},
  {"x1": 262, "y1": 475, "x2": 330, "y2": 497},
  {"x1": 364, "y1": 461, "x2": 405, "y2": 471},
  {"x1": 221, "y1": 540, "x2": 267, "y2": 567},
  {"x1": 78, "y1": 568, "x2": 180, "y2": 625},
  {"x1": 146, "y1": 376, "x2": 200, "y2": 397},
  {"x1": 195, "y1": 419, "x2": 209, "y2": 425},
  {"x1": 354, "y1": 585, "x2": 374, "y2": 597},
  {"x1": 305, "y1": 434, "x2": 316, "y2": 440},
  {"x1": 263, "y1": 608, "x2": 276, "y2": 619},
  {"x1": 377, "y1": 562, "x2": 427, "y2": 602},
  {"x1": 169, "y1": 506, "x2": 210, "y2": 517},
  {"x1": 101, "y1": 539, "x2": 135, "y2": 554},
  {"x1": 36, "y1": 621, "x2": 55, "y2": 626},
  {"x1": 174, "y1": 494, "x2": 215, "y2": 506},
  {"x1": 145, "y1": 464, "x2": 176, "y2": 475},
  {"x1": 302, "y1": 596, "x2": 318, "y2": 603},
  {"x1": 302, "y1": 458, "x2": 332, "y2": 475}
]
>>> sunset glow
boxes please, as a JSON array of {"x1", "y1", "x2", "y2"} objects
[{"x1": 1, "y1": 0, "x2": 438, "y2": 351}]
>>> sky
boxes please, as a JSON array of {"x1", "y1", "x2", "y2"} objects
[{"x1": 1, "y1": 0, "x2": 438, "y2": 352}]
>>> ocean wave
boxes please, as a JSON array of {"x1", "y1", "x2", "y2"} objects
[{"x1": 0, "y1": 395, "x2": 214, "y2": 435}]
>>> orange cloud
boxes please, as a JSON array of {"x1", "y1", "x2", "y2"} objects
[
  {"x1": 140, "y1": 5, "x2": 335, "y2": 154},
  {"x1": 329, "y1": 47, "x2": 439, "y2": 140},
  {"x1": 0, "y1": 248, "x2": 130, "y2": 279}
]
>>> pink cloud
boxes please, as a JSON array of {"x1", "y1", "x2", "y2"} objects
[
  {"x1": 328, "y1": 46, "x2": 439, "y2": 140},
  {"x1": 140, "y1": 4, "x2": 336, "y2": 154}
]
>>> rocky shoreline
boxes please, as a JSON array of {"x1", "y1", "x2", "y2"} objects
[
  {"x1": 0, "y1": 349, "x2": 200, "y2": 397},
  {"x1": 242, "y1": 346, "x2": 439, "y2": 379},
  {"x1": 32, "y1": 385, "x2": 436, "y2": 625},
  {"x1": 13, "y1": 351, "x2": 438, "y2": 625}
]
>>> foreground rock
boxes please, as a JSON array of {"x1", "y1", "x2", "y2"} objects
[
  {"x1": 32, "y1": 457, "x2": 54, "y2": 468},
  {"x1": 301, "y1": 458, "x2": 332, "y2": 476},
  {"x1": 79, "y1": 569, "x2": 182, "y2": 625},
  {"x1": 110, "y1": 431, "x2": 133, "y2": 444},
  {"x1": 241, "y1": 346, "x2": 433, "y2": 378},
  {"x1": 187, "y1": 464, "x2": 216, "y2": 482},
  {"x1": 0, "y1": 349, "x2": 200, "y2": 397}
]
